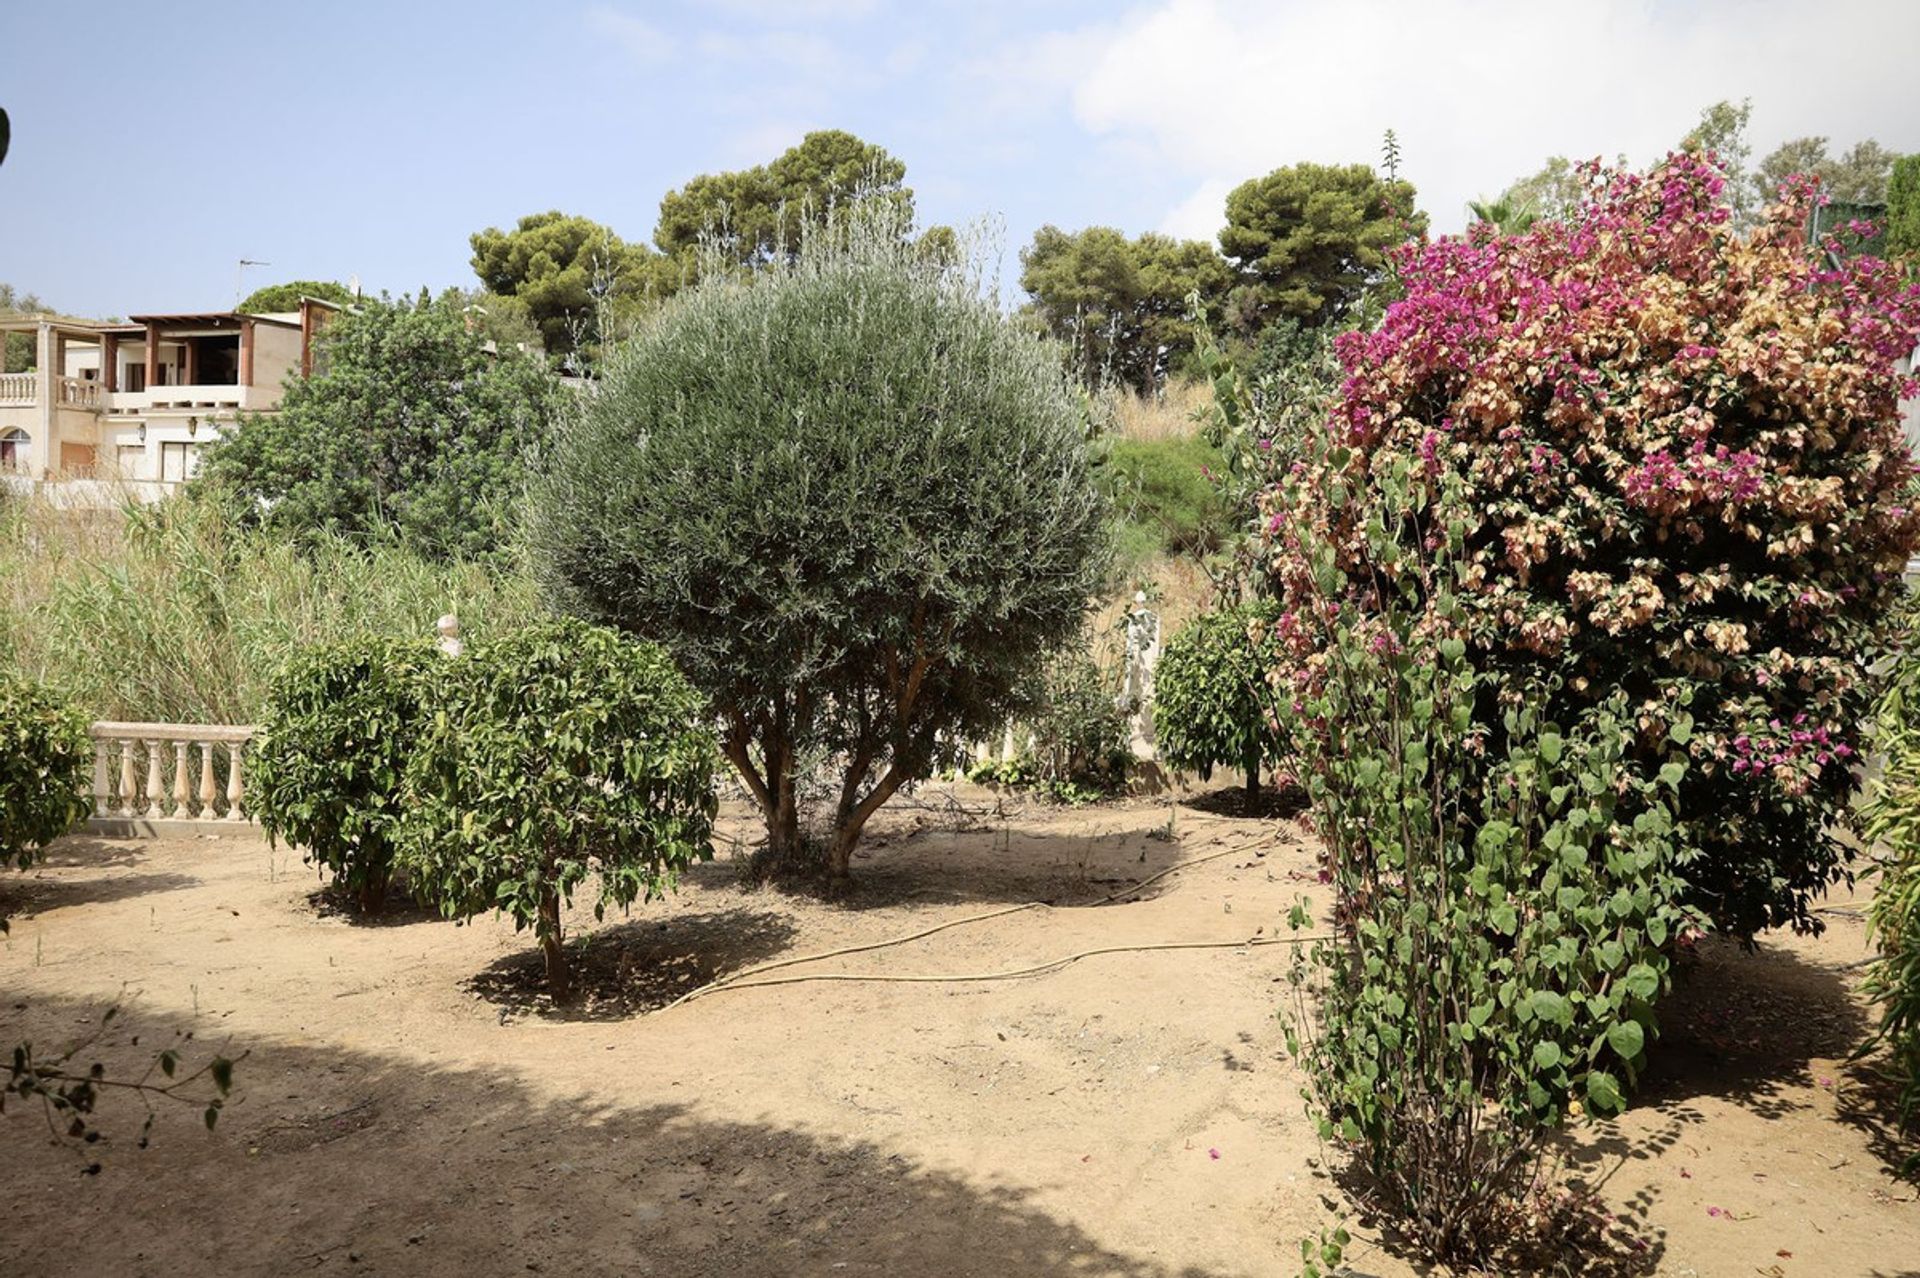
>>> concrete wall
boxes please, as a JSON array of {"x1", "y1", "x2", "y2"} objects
[
  {"x1": 250, "y1": 323, "x2": 301, "y2": 399},
  {"x1": 101, "y1": 413, "x2": 230, "y2": 484}
]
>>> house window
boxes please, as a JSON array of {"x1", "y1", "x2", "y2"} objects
[
  {"x1": 0, "y1": 428, "x2": 28, "y2": 471},
  {"x1": 160, "y1": 441, "x2": 194, "y2": 482},
  {"x1": 125, "y1": 364, "x2": 147, "y2": 392}
]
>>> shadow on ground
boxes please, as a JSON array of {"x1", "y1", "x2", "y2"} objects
[
  {"x1": 466, "y1": 908, "x2": 801, "y2": 1021},
  {"x1": 691, "y1": 818, "x2": 1212, "y2": 913},
  {"x1": 0, "y1": 995, "x2": 1225, "y2": 1278},
  {"x1": 304, "y1": 880, "x2": 445, "y2": 929},
  {"x1": 1, "y1": 870, "x2": 199, "y2": 920},
  {"x1": 1180, "y1": 783, "x2": 1310, "y2": 822},
  {"x1": 1644, "y1": 935, "x2": 1870, "y2": 1118}
]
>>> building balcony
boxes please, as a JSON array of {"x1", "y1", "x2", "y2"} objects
[
  {"x1": 103, "y1": 384, "x2": 273, "y2": 414},
  {"x1": 0, "y1": 373, "x2": 103, "y2": 408}
]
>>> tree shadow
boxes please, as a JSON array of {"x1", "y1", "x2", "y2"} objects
[
  {"x1": 304, "y1": 880, "x2": 445, "y2": 929},
  {"x1": 34, "y1": 836, "x2": 155, "y2": 871},
  {"x1": 698, "y1": 812, "x2": 1209, "y2": 913},
  {"x1": 0, "y1": 870, "x2": 200, "y2": 921},
  {"x1": 1639, "y1": 936, "x2": 1870, "y2": 1122},
  {"x1": 0, "y1": 998, "x2": 1227, "y2": 1278},
  {"x1": 1832, "y1": 1055, "x2": 1916, "y2": 1182},
  {"x1": 466, "y1": 908, "x2": 801, "y2": 1021},
  {"x1": 1180, "y1": 783, "x2": 1309, "y2": 821}
]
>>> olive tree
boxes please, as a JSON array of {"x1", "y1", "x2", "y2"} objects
[
  {"x1": 528, "y1": 210, "x2": 1111, "y2": 878},
  {"x1": 400, "y1": 620, "x2": 717, "y2": 1001}
]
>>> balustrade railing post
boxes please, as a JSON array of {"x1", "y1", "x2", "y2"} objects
[
  {"x1": 226, "y1": 741, "x2": 246, "y2": 821},
  {"x1": 171, "y1": 740, "x2": 191, "y2": 817},
  {"x1": 92, "y1": 741, "x2": 111, "y2": 815},
  {"x1": 143, "y1": 738, "x2": 164, "y2": 815},
  {"x1": 117, "y1": 739, "x2": 137, "y2": 816},
  {"x1": 198, "y1": 741, "x2": 218, "y2": 818}
]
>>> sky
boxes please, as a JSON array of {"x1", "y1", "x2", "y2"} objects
[{"x1": 3, "y1": 0, "x2": 1917, "y2": 319}]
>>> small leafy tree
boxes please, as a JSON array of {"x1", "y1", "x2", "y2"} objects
[
  {"x1": 401, "y1": 620, "x2": 717, "y2": 1001},
  {"x1": 197, "y1": 292, "x2": 571, "y2": 560},
  {"x1": 1153, "y1": 601, "x2": 1285, "y2": 797},
  {"x1": 529, "y1": 207, "x2": 1110, "y2": 878},
  {"x1": 0, "y1": 670, "x2": 91, "y2": 902},
  {"x1": 251, "y1": 637, "x2": 438, "y2": 913}
]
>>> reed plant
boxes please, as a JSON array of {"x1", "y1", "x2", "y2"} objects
[{"x1": 0, "y1": 490, "x2": 540, "y2": 724}]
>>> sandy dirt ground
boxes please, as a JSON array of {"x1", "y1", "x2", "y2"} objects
[{"x1": 1, "y1": 784, "x2": 1915, "y2": 1277}]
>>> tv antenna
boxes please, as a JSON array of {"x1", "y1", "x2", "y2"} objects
[{"x1": 235, "y1": 258, "x2": 271, "y2": 306}]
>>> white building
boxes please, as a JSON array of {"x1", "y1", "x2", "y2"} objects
[{"x1": 0, "y1": 299, "x2": 337, "y2": 494}]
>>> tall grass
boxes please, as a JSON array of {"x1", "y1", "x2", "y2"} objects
[{"x1": 0, "y1": 492, "x2": 541, "y2": 724}]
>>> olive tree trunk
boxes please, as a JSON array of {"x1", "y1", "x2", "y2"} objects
[{"x1": 537, "y1": 882, "x2": 570, "y2": 1003}]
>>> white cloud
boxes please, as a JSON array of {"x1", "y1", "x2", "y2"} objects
[
  {"x1": 701, "y1": 0, "x2": 882, "y2": 19},
  {"x1": 586, "y1": 5, "x2": 676, "y2": 64},
  {"x1": 1052, "y1": 0, "x2": 1920, "y2": 234},
  {"x1": 1158, "y1": 175, "x2": 1234, "y2": 240}
]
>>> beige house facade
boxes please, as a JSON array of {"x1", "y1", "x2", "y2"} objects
[{"x1": 0, "y1": 299, "x2": 336, "y2": 495}]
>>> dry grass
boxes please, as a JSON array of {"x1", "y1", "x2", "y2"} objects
[{"x1": 1097, "y1": 379, "x2": 1211, "y2": 443}]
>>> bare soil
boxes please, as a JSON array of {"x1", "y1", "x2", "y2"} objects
[{"x1": 2, "y1": 785, "x2": 1914, "y2": 1276}]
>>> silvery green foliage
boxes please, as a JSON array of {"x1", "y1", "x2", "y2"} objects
[{"x1": 528, "y1": 204, "x2": 1111, "y2": 873}]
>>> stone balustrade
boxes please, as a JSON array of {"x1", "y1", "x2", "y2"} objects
[
  {"x1": 87, "y1": 722, "x2": 256, "y2": 833},
  {"x1": 57, "y1": 375, "x2": 101, "y2": 409},
  {"x1": 0, "y1": 371, "x2": 33, "y2": 404}
]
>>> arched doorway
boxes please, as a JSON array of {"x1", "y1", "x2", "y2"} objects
[{"x1": 0, "y1": 427, "x2": 28, "y2": 472}]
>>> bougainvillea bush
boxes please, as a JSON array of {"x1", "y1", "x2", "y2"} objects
[
  {"x1": 1278, "y1": 462, "x2": 1696, "y2": 1264},
  {"x1": 1266, "y1": 153, "x2": 1920, "y2": 938}
]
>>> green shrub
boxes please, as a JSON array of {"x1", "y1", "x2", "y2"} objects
[
  {"x1": 1861, "y1": 603, "x2": 1920, "y2": 1168},
  {"x1": 401, "y1": 620, "x2": 717, "y2": 1001},
  {"x1": 969, "y1": 637, "x2": 1131, "y2": 804},
  {"x1": 251, "y1": 637, "x2": 438, "y2": 913},
  {"x1": 527, "y1": 206, "x2": 1109, "y2": 878},
  {"x1": 198, "y1": 291, "x2": 571, "y2": 561},
  {"x1": 0, "y1": 671, "x2": 91, "y2": 905},
  {"x1": 1887, "y1": 153, "x2": 1920, "y2": 265},
  {"x1": 1153, "y1": 601, "x2": 1286, "y2": 795},
  {"x1": 1279, "y1": 463, "x2": 1695, "y2": 1265}
]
